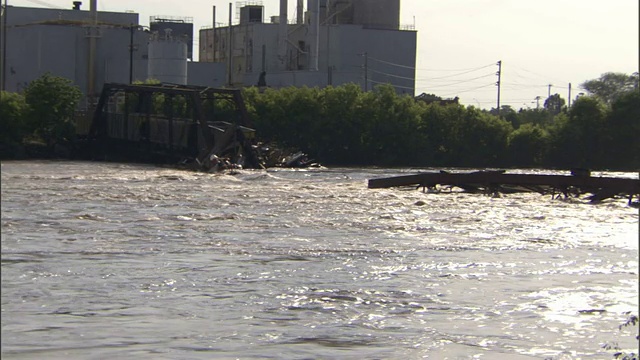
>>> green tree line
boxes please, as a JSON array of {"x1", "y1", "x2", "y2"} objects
[
  {"x1": 2, "y1": 72, "x2": 638, "y2": 170},
  {"x1": 243, "y1": 72, "x2": 638, "y2": 170}
]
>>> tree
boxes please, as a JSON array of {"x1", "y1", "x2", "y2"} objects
[
  {"x1": 548, "y1": 96, "x2": 607, "y2": 168},
  {"x1": 603, "y1": 90, "x2": 640, "y2": 169},
  {"x1": 544, "y1": 93, "x2": 565, "y2": 115},
  {"x1": 23, "y1": 73, "x2": 82, "y2": 146},
  {"x1": 315, "y1": 83, "x2": 365, "y2": 164},
  {"x1": 239, "y1": 80, "x2": 632, "y2": 169},
  {"x1": 581, "y1": 72, "x2": 639, "y2": 106},
  {"x1": 487, "y1": 105, "x2": 518, "y2": 125},
  {"x1": 415, "y1": 93, "x2": 442, "y2": 102},
  {"x1": 517, "y1": 108, "x2": 554, "y2": 128},
  {"x1": 507, "y1": 124, "x2": 550, "y2": 167},
  {"x1": 457, "y1": 108, "x2": 512, "y2": 167},
  {"x1": 0, "y1": 91, "x2": 29, "y2": 157}
]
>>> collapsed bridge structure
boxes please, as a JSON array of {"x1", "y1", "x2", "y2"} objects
[
  {"x1": 368, "y1": 170, "x2": 640, "y2": 205},
  {"x1": 87, "y1": 83, "x2": 261, "y2": 170}
]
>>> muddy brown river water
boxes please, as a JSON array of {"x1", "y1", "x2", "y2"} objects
[{"x1": 1, "y1": 161, "x2": 638, "y2": 359}]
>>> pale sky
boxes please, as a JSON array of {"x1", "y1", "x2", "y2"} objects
[{"x1": 9, "y1": 0, "x2": 640, "y2": 109}]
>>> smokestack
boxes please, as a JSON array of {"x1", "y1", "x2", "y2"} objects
[
  {"x1": 88, "y1": 0, "x2": 97, "y2": 104},
  {"x1": 308, "y1": 0, "x2": 319, "y2": 71},
  {"x1": 296, "y1": 0, "x2": 303, "y2": 24},
  {"x1": 90, "y1": 0, "x2": 97, "y2": 24},
  {"x1": 227, "y1": 2, "x2": 232, "y2": 86},
  {"x1": 278, "y1": 0, "x2": 287, "y2": 70},
  {"x1": 212, "y1": 5, "x2": 216, "y2": 62}
]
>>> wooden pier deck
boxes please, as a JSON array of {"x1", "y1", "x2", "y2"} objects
[{"x1": 368, "y1": 170, "x2": 640, "y2": 204}]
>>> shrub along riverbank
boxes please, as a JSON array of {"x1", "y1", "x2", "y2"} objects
[
  {"x1": 2, "y1": 73, "x2": 638, "y2": 170},
  {"x1": 1, "y1": 73, "x2": 81, "y2": 159},
  {"x1": 241, "y1": 78, "x2": 639, "y2": 170}
]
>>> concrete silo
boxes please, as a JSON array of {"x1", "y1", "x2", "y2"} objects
[
  {"x1": 147, "y1": 29, "x2": 188, "y2": 85},
  {"x1": 150, "y1": 16, "x2": 194, "y2": 60}
]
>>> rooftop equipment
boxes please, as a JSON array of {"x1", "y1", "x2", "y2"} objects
[
  {"x1": 150, "y1": 16, "x2": 194, "y2": 60},
  {"x1": 239, "y1": 5, "x2": 263, "y2": 24}
]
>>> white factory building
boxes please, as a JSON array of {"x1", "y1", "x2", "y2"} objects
[
  {"x1": 0, "y1": 0, "x2": 417, "y2": 108},
  {"x1": 200, "y1": 0, "x2": 417, "y2": 94}
]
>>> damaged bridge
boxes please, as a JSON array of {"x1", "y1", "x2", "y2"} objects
[
  {"x1": 87, "y1": 83, "x2": 261, "y2": 169},
  {"x1": 368, "y1": 170, "x2": 640, "y2": 205}
]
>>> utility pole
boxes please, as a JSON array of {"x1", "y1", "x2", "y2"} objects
[
  {"x1": 88, "y1": 0, "x2": 98, "y2": 106},
  {"x1": 548, "y1": 84, "x2": 552, "y2": 98},
  {"x1": 1, "y1": 0, "x2": 7, "y2": 92},
  {"x1": 227, "y1": 2, "x2": 232, "y2": 87},
  {"x1": 326, "y1": 12, "x2": 331, "y2": 86},
  {"x1": 364, "y1": 52, "x2": 368, "y2": 92},
  {"x1": 129, "y1": 24, "x2": 134, "y2": 84},
  {"x1": 212, "y1": 6, "x2": 216, "y2": 62},
  {"x1": 535, "y1": 96, "x2": 541, "y2": 109},
  {"x1": 568, "y1": 83, "x2": 572, "y2": 108},
  {"x1": 496, "y1": 60, "x2": 502, "y2": 114}
]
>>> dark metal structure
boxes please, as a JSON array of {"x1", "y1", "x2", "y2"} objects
[
  {"x1": 87, "y1": 82, "x2": 260, "y2": 169},
  {"x1": 368, "y1": 170, "x2": 640, "y2": 205}
]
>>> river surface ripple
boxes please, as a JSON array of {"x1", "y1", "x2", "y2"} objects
[{"x1": 1, "y1": 161, "x2": 638, "y2": 359}]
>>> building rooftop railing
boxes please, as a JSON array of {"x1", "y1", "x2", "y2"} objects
[
  {"x1": 400, "y1": 24, "x2": 416, "y2": 31},
  {"x1": 200, "y1": 22, "x2": 417, "y2": 30},
  {"x1": 362, "y1": 23, "x2": 416, "y2": 31},
  {"x1": 200, "y1": 23, "x2": 232, "y2": 30},
  {"x1": 150, "y1": 15, "x2": 194, "y2": 23}
]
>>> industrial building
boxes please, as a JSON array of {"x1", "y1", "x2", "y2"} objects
[
  {"x1": 0, "y1": 1, "x2": 225, "y2": 108},
  {"x1": 0, "y1": 0, "x2": 417, "y2": 109},
  {"x1": 200, "y1": 0, "x2": 417, "y2": 94}
]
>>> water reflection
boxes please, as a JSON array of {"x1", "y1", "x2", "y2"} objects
[{"x1": 1, "y1": 161, "x2": 637, "y2": 359}]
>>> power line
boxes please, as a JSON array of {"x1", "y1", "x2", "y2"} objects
[
  {"x1": 421, "y1": 73, "x2": 496, "y2": 89},
  {"x1": 368, "y1": 78, "x2": 415, "y2": 91},
  {"x1": 363, "y1": 56, "x2": 573, "y2": 94},
  {"x1": 22, "y1": 0, "x2": 62, "y2": 8},
  {"x1": 418, "y1": 65, "x2": 496, "y2": 72},
  {"x1": 368, "y1": 68, "x2": 415, "y2": 81},
  {"x1": 439, "y1": 83, "x2": 496, "y2": 97},
  {"x1": 511, "y1": 65, "x2": 571, "y2": 86},
  {"x1": 363, "y1": 55, "x2": 583, "y2": 103},
  {"x1": 366, "y1": 55, "x2": 416, "y2": 70},
  {"x1": 367, "y1": 55, "x2": 494, "y2": 76},
  {"x1": 502, "y1": 82, "x2": 549, "y2": 89},
  {"x1": 419, "y1": 63, "x2": 496, "y2": 81}
]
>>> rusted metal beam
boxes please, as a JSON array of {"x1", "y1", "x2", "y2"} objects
[
  {"x1": 99, "y1": 82, "x2": 242, "y2": 97},
  {"x1": 368, "y1": 171, "x2": 640, "y2": 196},
  {"x1": 232, "y1": 90, "x2": 252, "y2": 128},
  {"x1": 191, "y1": 91, "x2": 214, "y2": 158}
]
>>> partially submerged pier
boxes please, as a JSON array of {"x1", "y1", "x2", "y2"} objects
[{"x1": 368, "y1": 170, "x2": 640, "y2": 204}]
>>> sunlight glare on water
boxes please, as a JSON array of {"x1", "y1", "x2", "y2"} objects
[{"x1": 1, "y1": 161, "x2": 638, "y2": 359}]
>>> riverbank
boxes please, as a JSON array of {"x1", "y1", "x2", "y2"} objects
[{"x1": 0, "y1": 140, "x2": 80, "y2": 161}]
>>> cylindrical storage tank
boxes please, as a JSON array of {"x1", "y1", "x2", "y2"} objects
[
  {"x1": 352, "y1": 0, "x2": 399, "y2": 30},
  {"x1": 147, "y1": 37, "x2": 188, "y2": 85}
]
